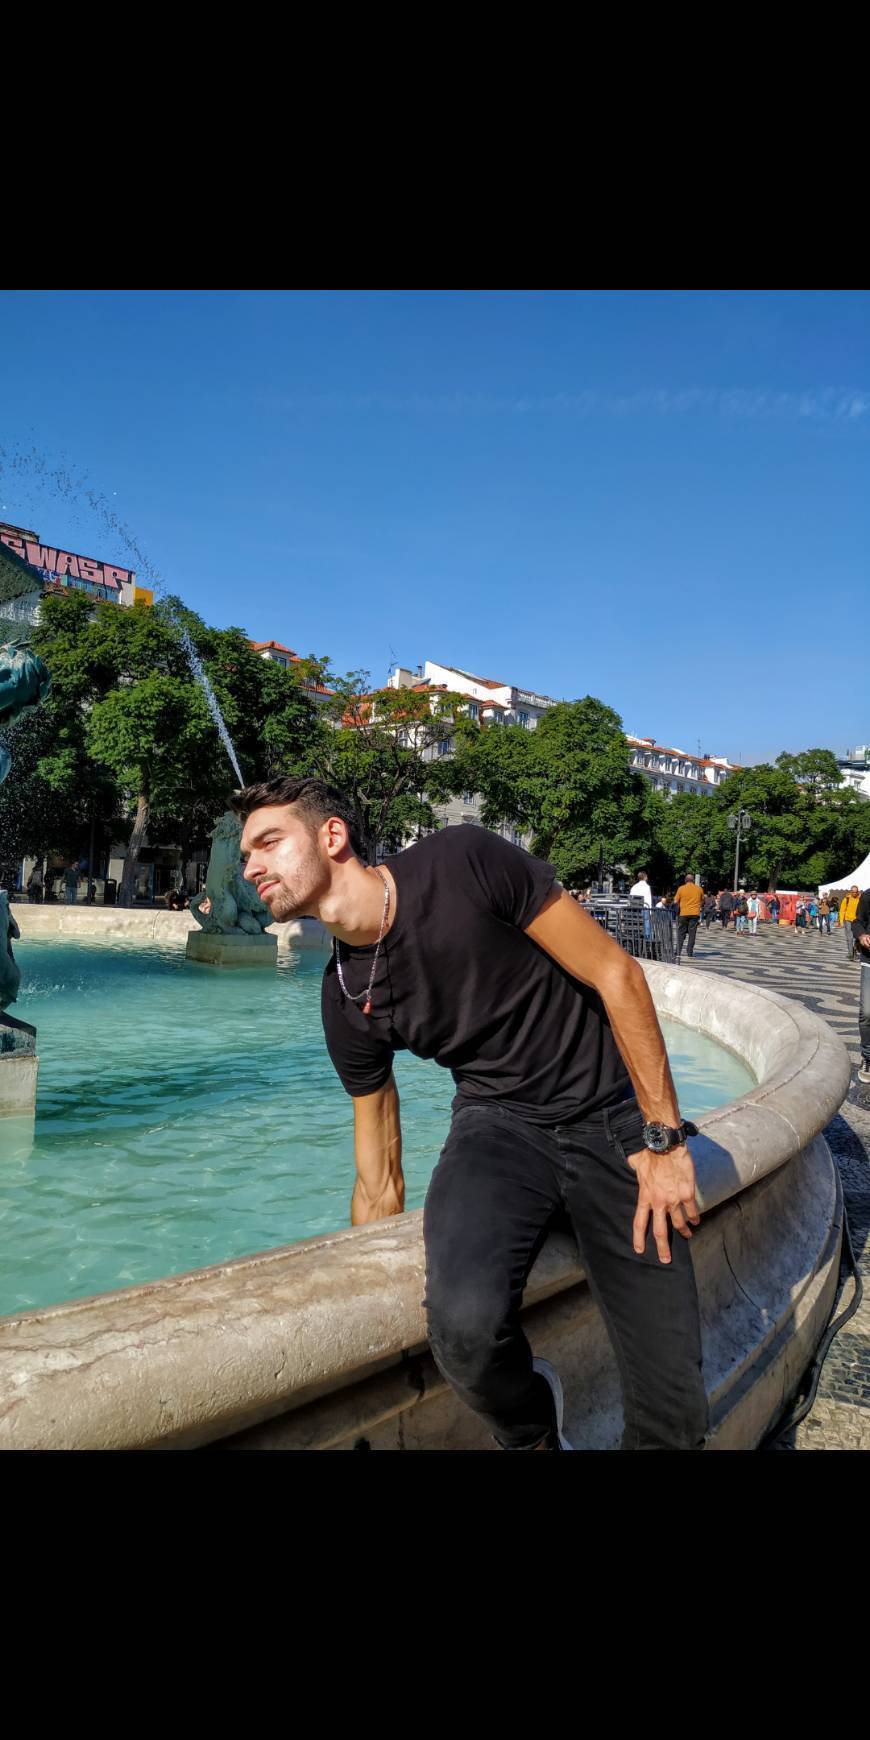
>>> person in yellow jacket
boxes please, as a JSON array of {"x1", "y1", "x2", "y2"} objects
[
  {"x1": 839, "y1": 885, "x2": 861, "y2": 960},
  {"x1": 674, "y1": 874, "x2": 704, "y2": 961}
]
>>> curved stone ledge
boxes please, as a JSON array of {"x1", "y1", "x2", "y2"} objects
[
  {"x1": 0, "y1": 961, "x2": 851, "y2": 1450},
  {"x1": 11, "y1": 906, "x2": 331, "y2": 951}
]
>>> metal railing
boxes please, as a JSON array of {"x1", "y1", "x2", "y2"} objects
[{"x1": 584, "y1": 896, "x2": 677, "y2": 964}]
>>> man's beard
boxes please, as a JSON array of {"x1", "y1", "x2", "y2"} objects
[{"x1": 261, "y1": 844, "x2": 326, "y2": 923}]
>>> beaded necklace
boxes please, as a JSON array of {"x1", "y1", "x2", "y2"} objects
[{"x1": 333, "y1": 866, "x2": 390, "y2": 1017}]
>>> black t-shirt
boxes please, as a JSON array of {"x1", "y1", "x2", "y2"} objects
[
  {"x1": 321, "y1": 827, "x2": 630, "y2": 1124},
  {"x1": 856, "y1": 889, "x2": 870, "y2": 956}
]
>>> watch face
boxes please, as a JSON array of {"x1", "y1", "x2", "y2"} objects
[{"x1": 644, "y1": 1123, "x2": 670, "y2": 1153}]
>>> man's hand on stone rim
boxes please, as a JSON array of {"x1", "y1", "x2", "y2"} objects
[{"x1": 626, "y1": 1145, "x2": 701, "y2": 1265}]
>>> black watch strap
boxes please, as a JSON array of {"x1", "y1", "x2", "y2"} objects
[{"x1": 642, "y1": 1118, "x2": 698, "y2": 1152}]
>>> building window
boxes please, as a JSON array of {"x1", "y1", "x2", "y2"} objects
[
  {"x1": 468, "y1": 703, "x2": 478, "y2": 720},
  {"x1": 462, "y1": 792, "x2": 475, "y2": 805},
  {"x1": 438, "y1": 738, "x2": 451, "y2": 756},
  {"x1": 518, "y1": 711, "x2": 530, "y2": 728}
]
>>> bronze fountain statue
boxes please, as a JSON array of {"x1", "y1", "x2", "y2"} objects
[{"x1": 1, "y1": 542, "x2": 53, "y2": 1025}]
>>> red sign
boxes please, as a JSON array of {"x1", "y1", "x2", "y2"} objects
[{"x1": 0, "y1": 531, "x2": 134, "y2": 592}]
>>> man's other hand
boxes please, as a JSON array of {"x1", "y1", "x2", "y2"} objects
[{"x1": 626, "y1": 1145, "x2": 701, "y2": 1265}]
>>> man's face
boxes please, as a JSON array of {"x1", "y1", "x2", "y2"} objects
[
  {"x1": 852, "y1": 886, "x2": 860, "y2": 898},
  {"x1": 240, "y1": 804, "x2": 331, "y2": 921}
]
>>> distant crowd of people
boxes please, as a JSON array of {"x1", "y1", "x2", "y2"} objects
[
  {"x1": 579, "y1": 870, "x2": 869, "y2": 1082},
  {"x1": 22, "y1": 862, "x2": 192, "y2": 910},
  {"x1": 568, "y1": 872, "x2": 869, "y2": 972},
  {"x1": 25, "y1": 861, "x2": 97, "y2": 905}
]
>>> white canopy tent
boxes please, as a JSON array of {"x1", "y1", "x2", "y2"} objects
[{"x1": 819, "y1": 852, "x2": 870, "y2": 897}]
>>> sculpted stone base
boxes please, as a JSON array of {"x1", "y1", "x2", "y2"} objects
[
  {"x1": 0, "y1": 1051, "x2": 38, "y2": 1117},
  {"x1": 185, "y1": 931, "x2": 278, "y2": 968}
]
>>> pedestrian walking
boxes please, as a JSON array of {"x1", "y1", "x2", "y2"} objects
[
  {"x1": 702, "y1": 893, "x2": 717, "y2": 929},
  {"x1": 817, "y1": 896, "x2": 831, "y2": 936},
  {"x1": 236, "y1": 775, "x2": 708, "y2": 1452},
  {"x1": 768, "y1": 895, "x2": 780, "y2": 925},
  {"x1": 839, "y1": 886, "x2": 861, "y2": 959},
  {"x1": 26, "y1": 862, "x2": 43, "y2": 904},
  {"x1": 746, "y1": 892, "x2": 760, "y2": 936},
  {"x1": 735, "y1": 893, "x2": 748, "y2": 934},
  {"x1": 718, "y1": 889, "x2": 734, "y2": 929},
  {"x1": 674, "y1": 875, "x2": 704, "y2": 961}
]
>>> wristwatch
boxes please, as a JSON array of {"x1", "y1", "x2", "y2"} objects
[{"x1": 641, "y1": 1119, "x2": 698, "y2": 1154}]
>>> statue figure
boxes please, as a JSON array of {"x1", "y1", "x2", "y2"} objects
[
  {"x1": 189, "y1": 811, "x2": 272, "y2": 936},
  {"x1": 0, "y1": 631, "x2": 51, "y2": 1058},
  {"x1": 0, "y1": 893, "x2": 22, "y2": 1013},
  {"x1": 0, "y1": 634, "x2": 52, "y2": 786}
]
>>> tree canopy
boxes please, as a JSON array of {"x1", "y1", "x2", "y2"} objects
[
  {"x1": 311, "y1": 673, "x2": 469, "y2": 862},
  {"x1": 4, "y1": 589, "x2": 866, "y2": 901},
  {"x1": 447, "y1": 697, "x2": 662, "y2": 885},
  {"x1": 18, "y1": 592, "x2": 323, "y2": 901}
]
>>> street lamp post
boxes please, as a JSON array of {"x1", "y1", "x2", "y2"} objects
[{"x1": 727, "y1": 808, "x2": 752, "y2": 893}]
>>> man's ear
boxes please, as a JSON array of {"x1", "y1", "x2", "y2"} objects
[{"x1": 322, "y1": 815, "x2": 351, "y2": 859}]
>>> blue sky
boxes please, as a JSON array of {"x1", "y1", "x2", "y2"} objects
[{"x1": 1, "y1": 289, "x2": 867, "y2": 764}]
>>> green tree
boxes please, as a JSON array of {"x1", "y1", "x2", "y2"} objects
[
  {"x1": 312, "y1": 674, "x2": 468, "y2": 861},
  {"x1": 774, "y1": 748, "x2": 842, "y2": 791},
  {"x1": 450, "y1": 697, "x2": 660, "y2": 886},
  {"x1": 87, "y1": 675, "x2": 227, "y2": 904},
  {"x1": 709, "y1": 765, "x2": 802, "y2": 890},
  {"x1": 0, "y1": 708, "x2": 91, "y2": 887},
  {"x1": 154, "y1": 599, "x2": 328, "y2": 785},
  {"x1": 653, "y1": 791, "x2": 728, "y2": 891},
  {"x1": 647, "y1": 752, "x2": 870, "y2": 894},
  {"x1": 707, "y1": 759, "x2": 870, "y2": 891},
  {"x1": 29, "y1": 591, "x2": 325, "y2": 903}
]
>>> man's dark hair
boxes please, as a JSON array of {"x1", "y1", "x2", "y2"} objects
[{"x1": 231, "y1": 777, "x2": 364, "y2": 857}]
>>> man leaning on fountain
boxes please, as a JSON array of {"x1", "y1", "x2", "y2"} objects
[
  {"x1": 236, "y1": 777, "x2": 708, "y2": 1452},
  {"x1": 854, "y1": 887, "x2": 870, "y2": 1087}
]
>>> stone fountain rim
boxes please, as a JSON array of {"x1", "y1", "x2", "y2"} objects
[
  {"x1": 0, "y1": 961, "x2": 851, "y2": 1451},
  {"x1": 0, "y1": 959, "x2": 849, "y2": 1333}
]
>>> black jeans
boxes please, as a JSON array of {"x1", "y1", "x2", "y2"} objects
[
  {"x1": 423, "y1": 1097, "x2": 708, "y2": 1451},
  {"x1": 677, "y1": 915, "x2": 699, "y2": 957},
  {"x1": 860, "y1": 961, "x2": 870, "y2": 1063}
]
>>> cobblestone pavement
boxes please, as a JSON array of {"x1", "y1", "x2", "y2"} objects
[{"x1": 681, "y1": 920, "x2": 869, "y2": 1449}]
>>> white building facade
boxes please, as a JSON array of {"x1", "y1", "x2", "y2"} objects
[
  {"x1": 386, "y1": 658, "x2": 563, "y2": 844},
  {"x1": 250, "y1": 640, "x2": 334, "y2": 707},
  {"x1": 838, "y1": 746, "x2": 870, "y2": 801},
  {"x1": 626, "y1": 736, "x2": 738, "y2": 798}
]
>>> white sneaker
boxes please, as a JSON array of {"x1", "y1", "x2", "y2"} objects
[
  {"x1": 858, "y1": 1063, "x2": 870, "y2": 1086},
  {"x1": 532, "y1": 1357, "x2": 573, "y2": 1450}
]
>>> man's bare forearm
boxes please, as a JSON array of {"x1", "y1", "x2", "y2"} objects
[
  {"x1": 524, "y1": 891, "x2": 680, "y2": 1125},
  {"x1": 351, "y1": 1076, "x2": 405, "y2": 1224},
  {"x1": 599, "y1": 957, "x2": 681, "y2": 1125}
]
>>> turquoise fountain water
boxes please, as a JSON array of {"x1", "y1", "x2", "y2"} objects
[{"x1": 0, "y1": 937, "x2": 755, "y2": 1319}]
